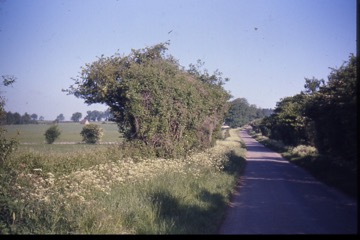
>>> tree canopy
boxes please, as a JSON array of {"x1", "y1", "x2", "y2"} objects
[
  {"x1": 71, "y1": 112, "x2": 82, "y2": 122},
  {"x1": 65, "y1": 42, "x2": 231, "y2": 157},
  {"x1": 225, "y1": 97, "x2": 272, "y2": 128},
  {"x1": 253, "y1": 54, "x2": 357, "y2": 165}
]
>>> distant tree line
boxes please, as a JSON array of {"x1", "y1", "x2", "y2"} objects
[
  {"x1": 1, "y1": 109, "x2": 112, "y2": 125},
  {"x1": 70, "y1": 109, "x2": 113, "y2": 122},
  {"x1": 84, "y1": 109, "x2": 112, "y2": 122},
  {"x1": 1, "y1": 111, "x2": 40, "y2": 125},
  {"x1": 224, "y1": 98, "x2": 273, "y2": 127},
  {"x1": 251, "y1": 54, "x2": 357, "y2": 165}
]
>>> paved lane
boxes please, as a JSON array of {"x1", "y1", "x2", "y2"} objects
[{"x1": 219, "y1": 129, "x2": 357, "y2": 234}]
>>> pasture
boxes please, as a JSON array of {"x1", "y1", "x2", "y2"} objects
[{"x1": 3, "y1": 122, "x2": 122, "y2": 152}]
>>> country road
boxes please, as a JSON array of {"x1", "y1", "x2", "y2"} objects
[{"x1": 218, "y1": 129, "x2": 357, "y2": 234}]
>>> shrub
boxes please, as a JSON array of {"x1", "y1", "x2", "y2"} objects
[
  {"x1": 80, "y1": 124, "x2": 103, "y2": 144},
  {"x1": 44, "y1": 125, "x2": 61, "y2": 144},
  {"x1": 291, "y1": 145, "x2": 318, "y2": 157},
  {"x1": 0, "y1": 129, "x2": 19, "y2": 165},
  {"x1": 65, "y1": 43, "x2": 231, "y2": 158}
]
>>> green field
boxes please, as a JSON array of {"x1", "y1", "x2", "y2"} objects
[{"x1": 3, "y1": 122, "x2": 122, "y2": 144}]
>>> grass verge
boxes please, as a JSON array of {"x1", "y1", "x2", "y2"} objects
[{"x1": 0, "y1": 128, "x2": 246, "y2": 234}]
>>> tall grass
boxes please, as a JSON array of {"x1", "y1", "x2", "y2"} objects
[{"x1": 0, "y1": 128, "x2": 246, "y2": 234}]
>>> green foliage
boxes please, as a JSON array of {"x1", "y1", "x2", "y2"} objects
[
  {"x1": 71, "y1": 112, "x2": 82, "y2": 122},
  {"x1": 44, "y1": 125, "x2": 61, "y2": 144},
  {"x1": 80, "y1": 124, "x2": 103, "y2": 144},
  {"x1": 255, "y1": 54, "x2": 357, "y2": 166},
  {"x1": 56, "y1": 114, "x2": 65, "y2": 122},
  {"x1": 304, "y1": 54, "x2": 357, "y2": 163},
  {"x1": 0, "y1": 77, "x2": 19, "y2": 165},
  {"x1": 260, "y1": 93, "x2": 312, "y2": 146},
  {"x1": 2, "y1": 111, "x2": 39, "y2": 125},
  {"x1": 0, "y1": 128, "x2": 246, "y2": 234},
  {"x1": 303, "y1": 77, "x2": 325, "y2": 94},
  {"x1": 65, "y1": 42, "x2": 231, "y2": 157},
  {"x1": 0, "y1": 128, "x2": 19, "y2": 165},
  {"x1": 225, "y1": 98, "x2": 272, "y2": 128}
]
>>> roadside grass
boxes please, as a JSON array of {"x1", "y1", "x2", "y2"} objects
[
  {"x1": 248, "y1": 130, "x2": 357, "y2": 199},
  {"x1": 0, "y1": 128, "x2": 246, "y2": 234}
]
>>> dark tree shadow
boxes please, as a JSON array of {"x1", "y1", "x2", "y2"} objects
[{"x1": 149, "y1": 189, "x2": 229, "y2": 234}]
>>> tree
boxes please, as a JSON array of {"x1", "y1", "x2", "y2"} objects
[
  {"x1": 302, "y1": 77, "x2": 325, "y2": 94},
  {"x1": 261, "y1": 94, "x2": 311, "y2": 146},
  {"x1": 64, "y1": 42, "x2": 231, "y2": 157},
  {"x1": 21, "y1": 112, "x2": 31, "y2": 124},
  {"x1": 56, "y1": 113, "x2": 65, "y2": 122},
  {"x1": 30, "y1": 113, "x2": 38, "y2": 121},
  {"x1": 39, "y1": 116, "x2": 44, "y2": 121},
  {"x1": 103, "y1": 108, "x2": 113, "y2": 121},
  {"x1": 304, "y1": 54, "x2": 357, "y2": 163},
  {"x1": 44, "y1": 125, "x2": 61, "y2": 144},
  {"x1": 13, "y1": 112, "x2": 21, "y2": 124},
  {"x1": 86, "y1": 110, "x2": 103, "y2": 122},
  {"x1": 71, "y1": 112, "x2": 82, "y2": 122},
  {"x1": 225, "y1": 98, "x2": 271, "y2": 128}
]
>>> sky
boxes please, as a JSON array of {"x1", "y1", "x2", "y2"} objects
[{"x1": 0, "y1": 0, "x2": 356, "y2": 121}]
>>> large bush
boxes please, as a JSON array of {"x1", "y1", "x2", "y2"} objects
[
  {"x1": 80, "y1": 124, "x2": 103, "y2": 144},
  {"x1": 44, "y1": 125, "x2": 61, "y2": 144},
  {"x1": 65, "y1": 43, "x2": 231, "y2": 157}
]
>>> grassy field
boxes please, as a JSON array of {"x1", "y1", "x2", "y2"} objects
[
  {"x1": 3, "y1": 122, "x2": 122, "y2": 145},
  {"x1": 0, "y1": 127, "x2": 247, "y2": 234}
]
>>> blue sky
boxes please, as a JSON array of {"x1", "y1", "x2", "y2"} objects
[{"x1": 0, "y1": 0, "x2": 356, "y2": 121}]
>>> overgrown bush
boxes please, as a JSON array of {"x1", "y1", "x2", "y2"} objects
[
  {"x1": 44, "y1": 125, "x2": 61, "y2": 144},
  {"x1": 65, "y1": 42, "x2": 231, "y2": 158},
  {"x1": 80, "y1": 124, "x2": 103, "y2": 144},
  {"x1": 0, "y1": 129, "x2": 19, "y2": 165}
]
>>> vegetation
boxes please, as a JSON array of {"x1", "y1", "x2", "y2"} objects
[
  {"x1": 224, "y1": 98, "x2": 272, "y2": 128},
  {"x1": 80, "y1": 124, "x2": 103, "y2": 144},
  {"x1": 2, "y1": 123, "x2": 121, "y2": 144},
  {"x1": 44, "y1": 125, "x2": 61, "y2": 144},
  {"x1": 249, "y1": 129, "x2": 357, "y2": 199},
  {"x1": 252, "y1": 54, "x2": 357, "y2": 166},
  {"x1": 0, "y1": 76, "x2": 19, "y2": 164},
  {"x1": 71, "y1": 112, "x2": 82, "y2": 122},
  {"x1": 65, "y1": 42, "x2": 231, "y2": 158},
  {"x1": 85, "y1": 110, "x2": 112, "y2": 122},
  {"x1": 0, "y1": 128, "x2": 245, "y2": 234},
  {"x1": 1, "y1": 111, "x2": 38, "y2": 125},
  {"x1": 56, "y1": 114, "x2": 65, "y2": 122},
  {"x1": 250, "y1": 54, "x2": 357, "y2": 198}
]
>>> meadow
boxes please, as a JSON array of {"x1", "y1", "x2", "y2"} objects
[
  {"x1": 3, "y1": 122, "x2": 122, "y2": 145},
  {"x1": 0, "y1": 125, "x2": 246, "y2": 234}
]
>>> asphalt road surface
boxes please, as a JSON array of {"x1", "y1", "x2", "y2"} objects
[{"x1": 218, "y1": 129, "x2": 357, "y2": 234}]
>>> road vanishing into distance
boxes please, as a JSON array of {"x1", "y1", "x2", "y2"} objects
[{"x1": 219, "y1": 129, "x2": 357, "y2": 234}]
